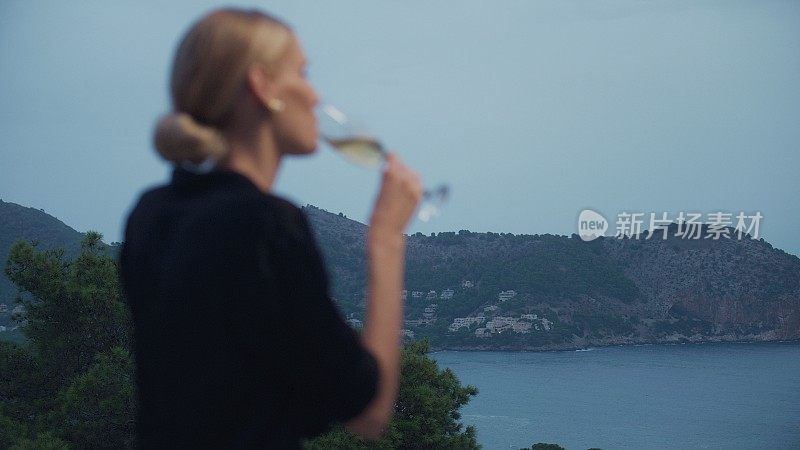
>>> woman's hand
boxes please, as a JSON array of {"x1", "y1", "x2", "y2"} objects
[
  {"x1": 369, "y1": 153, "x2": 423, "y2": 237},
  {"x1": 349, "y1": 152, "x2": 420, "y2": 440}
]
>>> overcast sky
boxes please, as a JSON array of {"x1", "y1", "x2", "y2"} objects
[{"x1": 1, "y1": 0, "x2": 798, "y2": 255}]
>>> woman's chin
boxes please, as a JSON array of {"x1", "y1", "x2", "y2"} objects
[
  {"x1": 302, "y1": 140, "x2": 319, "y2": 154},
  {"x1": 286, "y1": 142, "x2": 318, "y2": 156}
]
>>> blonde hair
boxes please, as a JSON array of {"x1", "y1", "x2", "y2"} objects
[{"x1": 154, "y1": 8, "x2": 292, "y2": 163}]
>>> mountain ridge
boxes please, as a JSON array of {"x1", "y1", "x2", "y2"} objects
[
  {"x1": 1, "y1": 200, "x2": 797, "y2": 350},
  {"x1": 303, "y1": 205, "x2": 800, "y2": 350}
]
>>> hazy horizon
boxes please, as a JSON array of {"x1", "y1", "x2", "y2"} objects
[{"x1": 1, "y1": 1, "x2": 798, "y2": 255}]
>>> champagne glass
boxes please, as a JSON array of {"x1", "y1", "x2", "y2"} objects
[{"x1": 317, "y1": 103, "x2": 450, "y2": 222}]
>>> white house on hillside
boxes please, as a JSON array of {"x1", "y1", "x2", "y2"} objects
[
  {"x1": 347, "y1": 318, "x2": 363, "y2": 328},
  {"x1": 498, "y1": 290, "x2": 517, "y2": 302},
  {"x1": 448, "y1": 316, "x2": 486, "y2": 332},
  {"x1": 474, "y1": 327, "x2": 490, "y2": 338}
]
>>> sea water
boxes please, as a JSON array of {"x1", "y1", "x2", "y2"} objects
[{"x1": 432, "y1": 341, "x2": 800, "y2": 450}]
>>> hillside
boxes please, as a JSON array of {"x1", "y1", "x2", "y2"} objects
[
  {"x1": 304, "y1": 205, "x2": 800, "y2": 350},
  {"x1": 0, "y1": 200, "x2": 120, "y2": 339},
  {"x1": 2, "y1": 200, "x2": 798, "y2": 350},
  {"x1": 0, "y1": 200, "x2": 88, "y2": 303}
]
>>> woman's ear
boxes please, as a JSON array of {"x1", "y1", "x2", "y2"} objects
[{"x1": 246, "y1": 64, "x2": 275, "y2": 108}]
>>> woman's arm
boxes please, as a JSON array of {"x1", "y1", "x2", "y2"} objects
[{"x1": 345, "y1": 154, "x2": 421, "y2": 440}]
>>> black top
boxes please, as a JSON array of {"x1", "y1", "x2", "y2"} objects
[{"x1": 119, "y1": 165, "x2": 379, "y2": 449}]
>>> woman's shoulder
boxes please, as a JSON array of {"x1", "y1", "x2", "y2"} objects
[
  {"x1": 198, "y1": 177, "x2": 311, "y2": 243},
  {"x1": 258, "y1": 193, "x2": 314, "y2": 242},
  {"x1": 124, "y1": 166, "x2": 318, "y2": 250},
  {"x1": 199, "y1": 188, "x2": 309, "y2": 244}
]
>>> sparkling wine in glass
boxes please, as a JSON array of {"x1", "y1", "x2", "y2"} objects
[{"x1": 318, "y1": 103, "x2": 450, "y2": 222}]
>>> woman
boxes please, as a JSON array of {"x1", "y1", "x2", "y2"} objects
[{"x1": 119, "y1": 8, "x2": 421, "y2": 449}]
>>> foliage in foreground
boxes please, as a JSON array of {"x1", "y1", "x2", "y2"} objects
[
  {"x1": 1, "y1": 232, "x2": 134, "y2": 449},
  {"x1": 1, "y1": 233, "x2": 478, "y2": 449},
  {"x1": 522, "y1": 444, "x2": 566, "y2": 450},
  {"x1": 304, "y1": 339, "x2": 480, "y2": 449}
]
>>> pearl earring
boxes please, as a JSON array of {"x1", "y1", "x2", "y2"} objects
[{"x1": 266, "y1": 98, "x2": 285, "y2": 112}]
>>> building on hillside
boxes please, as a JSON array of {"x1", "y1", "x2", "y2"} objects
[
  {"x1": 411, "y1": 291, "x2": 424, "y2": 298},
  {"x1": 426, "y1": 290, "x2": 437, "y2": 300},
  {"x1": 520, "y1": 313, "x2": 538, "y2": 320},
  {"x1": 462, "y1": 280, "x2": 474, "y2": 288},
  {"x1": 475, "y1": 327, "x2": 490, "y2": 338},
  {"x1": 512, "y1": 321, "x2": 532, "y2": 333},
  {"x1": 448, "y1": 316, "x2": 486, "y2": 332},
  {"x1": 486, "y1": 316, "x2": 515, "y2": 333},
  {"x1": 440, "y1": 288, "x2": 454, "y2": 299},
  {"x1": 405, "y1": 318, "x2": 436, "y2": 327},
  {"x1": 401, "y1": 290, "x2": 408, "y2": 300},
  {"x1": 346, "y1": 318, "x2": 363, "y2": 329},
  {"x1": 498, "y1": 290, "x2": 517, "y2": 302}
]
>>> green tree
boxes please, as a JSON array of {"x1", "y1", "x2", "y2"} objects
[
  {"x1": 49, "y1": 346, "x2": 136, "y2": 450},
  {"x1": 528, "y1": 444, "x2": 566, "y2": 450},
  {"x1": 9, "y1": 431, "x2": 70, "y2": 450},
  {"x1": 0, "y1": 411, "x2": 28, "y2": 449},
  {"x1": 3, "y1": 232, "x2": 135, "y2": 448},
  {"x1": 5, "y1": 232, "x2": 131, "y2": 386},
  {"x1": 304, "y1": 339, "x2": 480, "y2": 449},
  {"x1": 0, "y1": 340, "x2": 47, "y2": 417}
]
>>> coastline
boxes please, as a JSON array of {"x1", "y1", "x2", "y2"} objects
[{"x1": 427, "y1": 334, "x2": 800, "y2": 353}]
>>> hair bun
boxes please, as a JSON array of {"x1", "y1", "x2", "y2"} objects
[{"x1": 153, "y1": 112, "x2": 229, "y2": 163}]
